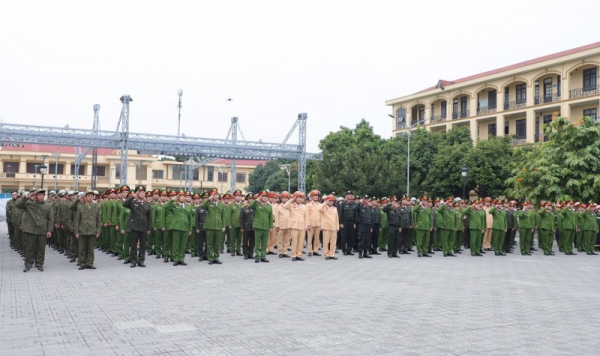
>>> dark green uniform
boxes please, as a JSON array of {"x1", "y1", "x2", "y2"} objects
[
  {"x1": 558, "y1": 207, "x2": 577, "y2": 254},
  {"x1": 463, "y1": 207, "x2": 485, "y2": 256},
  {"x1": 412, "y1": 204, "x2": 432, "y2": 256},
  {"x1": 488, "y1": 207, "x2": 507, "y2": 255},
  {"x1": 119, "y1": 203, "x2": 132, "y2": 261},
  {"x1": 227, "y1": 202, "x2": 243, "y2": 254},
  {"x1": 201, "y1": 199, "x2": 226, "y2": 263},
  {"x1": 579, "y1": 209, "x2": 598, "y2": 254},
  {"x1": 6, "y1": 197, "x2": 16, "y2": 248},
  {"x1": 73, "y1": 200, "x2": 101, "y2": 267},
  {"x1": 164, "y1": 200, "x2": 194, "y2": 263},
  {"x1": 538, "y1": 208, "x2": 556, "y2": 255},
  {"x1": 516, "y1": 209, "x2": 536, "y2": 254},
  {"x1": 17, "y1": 196, "x2": 54, "y2": 270},
  {"x1": 152, "y1": 202, "x2": 166, "y2": 257},
  {"x1": 378, "y1": 206, "x2": 388, "y2": 250},
  {"x1": 249, "y1": 200, "x2": 274, "y2": 260},
  {"x1": 436, "y1": 203, "x2": 457, "y2": 256}
]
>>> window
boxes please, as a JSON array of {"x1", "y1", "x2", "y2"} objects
[
  {"x1": 453, "y1": 99, "x2": 458, "y2": 115},
  {"x1": 505, "y1": 121, "x2": 509, "y2": 135},
  {"x1": 441, "y1": 101, "x2": 447, "y2": 118},
  {"x1": 541, "y1": 115, "x2": 552, "y2": 142},
  {"x1": 534, "y1": 80, "x2": 539, "y2": 99},
  {"x1": 583, "y1": 68, "x2": 597, "y2": 90},
  {"x1": 207, "y1": 166, "x2": 214, "y2": 181},
  {"x1": 516, "y1": 119, "x2": 526, "y2": 140},
  {"x1": 430, "y1": 104, "x2": 435, "y2": 118},
  {"x1": 543, "y1": 78, "x2": 552, "y2": 101},
  {"x1": 95, "y1": 165, "x2": 106, "y2": 177},
  {"x1": 418, "y1": 106, "x2": 425, "y2": 123},
  {"x1": 557, "y1": 75, "x2": 561, "y2": 96},
  {"x1": 504, "y1": 87, "x2": 509, "y2": 104},
  {"x1": 516, "y1": 84, "x2": 526, "y2": 104},
  {"x1": 488, "y1": 123, "x2": 497, "y2": 137},
  {"x1": 3, "y1": 162, "x2": 18, "y2": 174},
  {"x1": 535, "y1": 117, "x2": 540, "y2": 140},
  {"x1": 583, "y1": 108, "x2": 597, "y2": 120},
  {"x1": 236, "y1": 173, "x2": 246, "y2": 183},
  {"x1": 172, "y1": 165, "x2": 199, "y2": 181},
  {"x1": 70, "y1": 164, "x2": 83, "y2": 175},
  {"x1": 135, "y1": 165, "x2": 148, "y2": 181},
  {"x1": 477, "y1": 93, "x2": 487, "y2": 110},
  {"x1": 152, "y1": 169, "x2": 164, "y2": 179},
  {"x1": 395, "y1": 107, "x2": 407, "y2": 129},
  {"x1": 26, "y1": 163, "x2": 48, "y2": 174},
  {"x1": 217, "y1": 172, "x2": 228, "y2": 182},
  {"x1": 460, "y1": 96, "x2": 467, "y2": 113},
  {"x1": 488, "y1": 90, "x2": 497, "y2": 109},
  {"x1": 115, "y1": 165, "x2": 121, "y2": 179}
]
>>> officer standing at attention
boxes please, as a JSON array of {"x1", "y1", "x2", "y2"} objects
[
  {"x1": 412, "y1": 196, "x2": 433, "y2": 258},
  {"x1": 338, "y1": 191, "x2": 356, "y2": 256},
  {"x1": 249, "y1": 190, "x2": 274, "y2": 263},
  {"x1": 353, "y1": 195, "x2": 373, "y2": 259},
  {"x1": 239, "y1": 193, "x2": 256, "y2": 260},
  {"x1": 73, "y1": 190, "x2": 102, "y2": 270},
  {"x1": 18, "y1": 190, "x2": 54, "y2": 272},
  {"x1": 122, "y1": 185, "x2": 152, "y2": 268},
  {"x1": 201, "y1": 188, "x2": 226, "y2": 265}
]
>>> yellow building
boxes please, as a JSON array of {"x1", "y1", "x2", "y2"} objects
[
  {"x1": 386, "y1": 42, "x2": 600, "y2": 143},
  {"x1": 0, "y1": 144, "x2": 266, "y2": 193}
]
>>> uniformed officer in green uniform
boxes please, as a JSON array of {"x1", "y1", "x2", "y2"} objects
[
  {"x1": 516, "y1": 201, "x2": 536, "y2": 255},
  {"x1": 73, "y1": 190, "x2": 102, "y2": 269},
  {"x1": 463, "y1": 200, "x2": 485, "y2": 256},
  {"x1": 6, "y1": 191, "x2": 17, "y2": 250},
  {"x1": 249, "y1": 189, "x2": 274, "y2": 263},
  {"x1": 67, "y1": 192, "x2": 82, "y2": 264},
  {"x1": 578, "y1": 203, "x2": 599, "y2": 255},
  {"x1": 227, "y1": 189, "x2": 244, "y2": 257},
  {"x1": 200, "y1": 188, "x2": 226, "y2": 264},
  {"x1": 453, "y1": 202, "x2": 464, "y2": 254},
  {"x1": 412, "y1": 196, "x2": 432, "y2": 257},
  {"x1": 164, "y1": 191, "x2": 194, "y2": 266},
  {"x1": 18, "y1": 190, "x2": 54, "y2": 272},
  {"x1": 538, "y1": 202, "x2": 557, "y2": 256},
  {"x1": 558, "y1": 201, "x2": 577, "y2": 255},
  {"x1": 436, "y1": 197, "x2": 457, "y2": 257},
  {"x1": 118, "y1": 192, "x2": 133, "y2": 263},
  {"x1": 12, "y1": 193, "x2": 25, "y2": 255},
  {"x1": 152, "y1": 190, "x2": 167, "y2": 259},
  {"x1": 488, "y1": 200, "x2": 508, "y2": 256}
]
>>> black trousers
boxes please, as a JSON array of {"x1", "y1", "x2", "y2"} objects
[
  {"x1": 463, "y1": 228, "x2": 470, "y2": 248},
  {"x1": 399, "y1": 227, "x2": 410, "y2": 252},
  {"x1": 340, "y1": 220, "x2": 355, "y2": 253},
  {"x1": 197, "y1": 230, "x2": 207, "y2": 258},
  {"x1": 7, "y1": 223, "x2": 14, "y2": 245},
  {"x1": 370, "y1": 224, "x2": 380, "y2": 252},
  {"x1": 429, "y1": 229, "x2": 435, "y2": 251},
  {"x1": 130, "y1": 230, "x2": 147, "y2": 264},
  {"x1": 357, "y1": 225, "x2": 371, "y2": 252},
  {"x1": 243, "y1": 230, "x2": 255, "y2": 257},
  {"x1": 387, "y1": 226, "x2": 400, "y2": 254}
]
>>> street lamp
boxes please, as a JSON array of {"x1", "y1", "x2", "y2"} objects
[
  {"x1": 461, "y1": 166, "x2": 468, "y2": 199},
  {"x1": 389, "y1": 114, "x2": 428, "y2": 196},
  {"x1": 39, "y1": 163, "x2": 47, "y2": 190},
  {"x1": 280, "y1": 164, "x2": 291, "y2": 192}
]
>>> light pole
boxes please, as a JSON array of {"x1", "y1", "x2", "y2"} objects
[
  {"x1": 39, "y1": 163, "x2": 47, "y2": 191},
  {"x1": 280, "y1": 164, "x2": 291, "y2": 192},
  {"x1": 389, "y1": 114, "x2": 428, "y2": 196},
  {"x1": 33, "y1": 164, "x2": 39, "y2": 189},
  {"x1": 461, "y1": 166, "x2": 468, "y2": 199}
]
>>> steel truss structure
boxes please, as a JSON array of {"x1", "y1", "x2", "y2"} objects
[{"x1": 0, "y1": 95, "x2": 319, "y2": 191}]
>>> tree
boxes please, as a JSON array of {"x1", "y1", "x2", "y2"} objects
[
  {"x1": 505, "y1": 116, "x2": 600, "y2": 202},
  {"x1": 465, "y1": 136, "x2": 513, "y2": 197},
  {"x1": 246, "y1": 160, "x2": 282, "y2": 193},
  {"x1": 422, "y1": 142, "x2": 473, "y2": 198}
]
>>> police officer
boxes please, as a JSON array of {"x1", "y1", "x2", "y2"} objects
[
  {"x1": 353, "y1": 195, "x2": 373, "y2": 259},
  {"x1": 338, "y1": 191, "x2": 356, "y2": 256},
  {"x1": 18, "y1": 190, "x2": 54, "y2": 272},
  {"x1": 239, "y1": 193, "x2": 255, "y2": 260},
  {"x1": 195, "y1": 193, "x2": 208, "y2": 261},
  {"x1": 200, "y1": 188, "x2": 226, "y2": 265},
  {"x1": 73, "y1": 190, "x2": 102, "y2": 269},
  {"x1": 122, "y1": 185, "x2": 152, "y2": 268}
]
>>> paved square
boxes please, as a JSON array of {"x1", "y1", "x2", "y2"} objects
[{"x1": 1, "y1": 226, "x2": 600, "y2": 355}]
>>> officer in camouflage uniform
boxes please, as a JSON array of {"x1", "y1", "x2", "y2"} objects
[
  {"x1": 73, "y1": 190, "x2": 102, "y2": 269},
  {"x1": 18, "y1": 190, "x2": 54, "y2": 272}
]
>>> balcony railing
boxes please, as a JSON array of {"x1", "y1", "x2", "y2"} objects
[
  {"x1": 477, "y1": 106, "x2": 497, "y2": 116},
  {"x1": 410, "y1": 119, "x2": 426, "y2": 126},
  {"x1": 504, "y1": 100, "x2": 527, "y2": 110},
  {"x1": 534, "y1": 94, "x2": 561, "y2": 105},
  {"x1": 512, "y1": 138, "x2": 527, "y2": 145},
  {"x1": 430, "y1": 114, "x2": 447, "y2": 123},
  {"x1": 569, "y1": 85, "x2": 600, "y2": 99},
  {"x1": 452, "y1": 110, "x2": 470, "y2": 120}
]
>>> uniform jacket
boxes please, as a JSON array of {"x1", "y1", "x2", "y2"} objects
[
  {"x1": 195, "y1": 205, "x2": 208, "y2": 231},
  {"x1": 73, "y1": 200, "x2": 101, "y2": 236},
  {"x1": 437, "y1": 204, "x2": 457, "y2": 230},
  {"x1": 488, "y1": 207, "x2": 508, "y2": 230},
  {"x1": 5, "y1": 198, "x2": 16, "y2": 224},
  {"x1": 16, "y1": 198, "x2": 54, "y2": 235},
  {"x1": 249, "y1": 200, "x2": 273, "y2": 231},
  {"x1": 318, "y1": 203, "x2": 339, "y2": 231},
  {"x1": 538, "y1": 208, "x2": 556, "y2": 231},
  {"x1": 338, "y1": 200, "x2": 356, "y2": 222},
  {"x1": 274, "y1": 203, "x2": 291, "y2": 230},
  {"x1": 462, "y1": 207, "x2": 485, "y2": 230},
  {"x1": 516, "y1": 209, "x2": 536, "y2": 229},
  {"x1": 353, "y1": 203, "x2": 373, "y2": 231},
  {"x1": 239, "y1": 205, "x2": 254, "y2": 231},
  {"x1": 164, "y1": 200, "x2": 193, "y2": 232},
  {"x1": 306, "y1": 201, "x2": 321, "y2": 227},
  {"x1": 283, "y1": 199, "x2": 307, "y2": 230},
  {"x1": 122, "y1": 196, "x2": 152, "y2": 232},
  {"x1": 227, "y1": 202, "x2": 243, "y2": 228},
  {"x1": 411, "y1": 204, "x2": 431, "y2": 231},
  {"x1": 200, "y1": 199, "x2": 226, "y2": 230},
  {"x1": 558, "y1": 207, "x2": 577, "y2": 230}
]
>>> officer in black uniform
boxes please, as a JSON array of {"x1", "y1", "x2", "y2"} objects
[
  {"x1": 353, "y1": 195, "x2": 373, "y2": 259},
  {"x1": 122, "y1": 185, "x2": 152, "y2": 268},
  {"x1": 195, "y1": 193, "x2": 208, "y2": 261},
  {"x1": 240, "y1": 193, "x2": 256, "y2": 260},
  {"x1": 338, "y1": 191, "x2": 356, "y2": 256}
]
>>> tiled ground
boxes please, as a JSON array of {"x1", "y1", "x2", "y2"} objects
[{"x1": 1, "y1": 226, "x2": 599, "y2": 355}]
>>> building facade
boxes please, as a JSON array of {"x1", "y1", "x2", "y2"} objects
[
  {"x1": 386, "y1": 42, "x2": 600, "y2": 144},
  {"x1": 0, "y1": 144, "x2": 267, "y2": 193}
]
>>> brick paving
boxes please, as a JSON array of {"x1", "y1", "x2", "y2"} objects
[{"x1": 1, "y1": 225, "x2": 600, "y2": 355}]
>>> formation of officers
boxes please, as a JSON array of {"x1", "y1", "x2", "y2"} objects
[{"x1": 6, "y1": 186, "x2": 600, "y2": 272}]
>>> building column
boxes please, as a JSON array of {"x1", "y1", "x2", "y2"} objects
[
  {"x1": 526, "y1": 109, "x2": 536, "y2": 143},
  {"x1": 446, "y1": 122, "x2": 452, "y2": 132},
  {"x1": 19, "y1": 159, "x2": 26, "y2": 174},
  {"x1": 65, "y1": 162, "x2": 72, "y2": 176},
  {"x1": 497, "y1": 115, "x2": 505, "y2": 137},
  {"x1": 469, "y1": 119, "x2": 478, "y2": 143}
]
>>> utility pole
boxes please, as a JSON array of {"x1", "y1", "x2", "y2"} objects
[
  {"x1": 53, "y1": 149, "x2": 60, "y2": 191},
  {"x1": 177, "y1": 89, "x2": 183, "y2": 138}
]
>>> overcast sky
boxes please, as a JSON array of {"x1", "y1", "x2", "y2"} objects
[{"x1": 1, "y1": 0, "x2": 599, "y2": 153}]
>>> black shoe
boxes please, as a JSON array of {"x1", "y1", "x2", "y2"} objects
[
  {"x1": 456, "y1": 251, "x2": 462, "y2": 254},
  {"x1": 343, "y1": 252, "x2": 348, "y2": 256},
  {"x1": 23, "y1": 267, "x2": 31, "y2": 272},
  {"x1": 37, "y1": 266, "x2": 44, "y2": 271},
  {"x1": 408, "y1": 249, "x2": 415, "y2": 252},
  {"x1": 448, "y1": 253, "x2": 456, "y2": 257},
  {"x1": 358, "y1": 252, "x2": 363, "y2": 259},
  {"x1": 138, "y1": 263, "x2": 146, "y2": 267},
  {"x1": 526, "y1": 252, "x2": 532, "y2": 256},
  {"x1": 372, "y1": 251, "x2": 381, "y2": 255},
  {"x1": 231, "y1": 252, "x2": 235, "y2": 256},
  {"x1": 214, "y1": 260, "x2": 222, "y2": 264},
  {"x1": 308, "y1": 252, "x2": 312, "y2": 257},
  {"x1": 428, "y1": 250, "x2": 435, "y2": 254},
  {"x1": 476, "y1": 253, "x2": 483, "y2": 257},
  {"x1": 87, "y1": 265, "x2": 96, "y2": 269},
  {"x1": 313, "y1": 252, "x2": 321, "y2": 256},
  {"x1": 480, "y1": 250, "x2": 486, "y2": 254},
  {"x1": 325, "y1": 256, "x2": 330, "y2": 260},
  {"x1": 388, "y1": 254, "x2": 393, "y2": 258},
  {"x1": 209, "y1": 261, "x2": 214, "y2": 265},
  {"x1": 296, "y1": 257, "x2": 305, "y2": 261},
  {"x1": 587, "y1": 252, "x2": 593, "y2": 255},
  {"x1": 220, "y1": 250, "x2": 224, "y2": 254},
  {"x1": 244, "y1": 256, "x2": 249, "y2": 260},
  {"x1": 592, "y1": 252, "x2": 598, "y2": 255},
  {"x1": 173, "y1": 262, "x2": 179, "y2": 266},
  {"x1": 380, "y1": 248, "x2": 387, "y2": 252},
  {"x1": 255, "y1": 258, "x2": 260, "y2": 263},
  {"x1": 78, "y1": 265, "x2": 86, "y2": 270},
  {"x1": 117, "y1": 256, "x2": 123, "y2": 260},
  {"x1": 156, "y1": 254, "x2": 161, "y2": 259},
  {"x1": 130, "y1": 263, "x2": 136, "y2": 268},
  {"x1": 570, "y1": 252, "x2": 577, "y2": 255},
  {"x1": 364, "y1": 254, "x2": 372, "y2": 259},
  {"x1": 418, "y1": 253, "x2": 422, "y2": 257},
  {"x1": 261, "y1": 258, "x2": 269, "y2": 263},
  {"x1": 392, "y1": 254, "x2": 400, "y2": 258},
  {"x1": 164, "y1": 258, "x2": 168, "y2": 263},
  {"x1": 423, "y1": 254, "x2": 431, "y2": 257},
  {"x1": 549, "y1": 252, "x2": 555, "y2": 255},
  {"x1": 236, "y1": 252, "x2": 243, "y2": 256},
  {"x1": 70, "y1": 258, "x2": 76, "y2": 263},
  {"x1": 347, "y1": 252, "x2": 355, "y2": 256},
  {"x1": 330, "y1": 256, "x2": 338, "y2": 260},
  {"x1": 495, "y1": 252, "x2": 500, "y2": 256},
  {"x1": 292, "y1": 257, "x2": 297, "y2": 261},
  {"x1": 531, "y1": 248, "x2": 538, "y2": 251},
  {"x1": 111, "y1": 253, "x2": 118, "y2": 257},
  {"x1": 544, "y1": 252, "x2": 549, "y2": 256},
  {"x1": 279, "y1": 254, "x2": 284, "y2": 258}
]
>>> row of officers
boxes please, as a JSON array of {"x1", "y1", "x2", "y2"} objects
[{"x1": 6, "y1": 187, "x2": 600, "y2": 272}]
